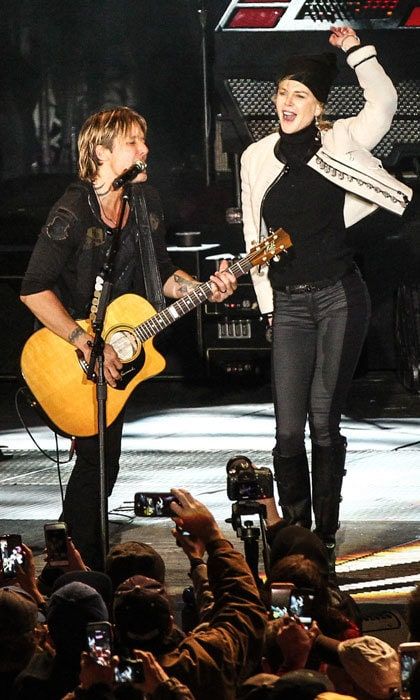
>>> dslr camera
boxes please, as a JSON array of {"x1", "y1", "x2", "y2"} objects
[{"x1": 226, "y1": 455, "x2": 273, "y2": 501}]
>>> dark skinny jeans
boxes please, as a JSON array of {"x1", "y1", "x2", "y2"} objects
[{"x1": 271, "y1": 268, "x2": 371, "y2": 455}]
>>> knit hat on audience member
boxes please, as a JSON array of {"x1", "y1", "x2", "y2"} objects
[
  {"x1": 113, "y1": 575, "x2": 172, "y2": 648},
  {"x1": 337, "y1": 635, "x2": 399, "y2": 699},
  {"x1": 47, "y1": 581, "x2": 108, "y2": 654},
  {"x1": 276, "y1": 53, "x2": 338, "y2": 103},
  {"x1": 52, "y1": 570, "x2": 113, "y2": 611},
  {"x1": 237, "y1": 670, "x2": 334, "y2": 699}
]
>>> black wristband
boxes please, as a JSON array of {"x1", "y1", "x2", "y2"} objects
[
  {"x1": 189, "y1": 557, "x2": 205, "y2": 571},
  {"x1": 346, "y1": 43, "x2": 363, "y2": 57}
]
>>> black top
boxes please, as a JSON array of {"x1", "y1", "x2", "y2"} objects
[
  {"x1": 263, "y1": 122, "x2": 353, "y2": 288},
  {"x1": 21, "y1": 181, "x2": 177, "y2": 319}
]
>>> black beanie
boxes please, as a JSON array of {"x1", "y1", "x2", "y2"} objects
[{"x1": 276, "y1": 52, "x2": 338, "y2": 103}]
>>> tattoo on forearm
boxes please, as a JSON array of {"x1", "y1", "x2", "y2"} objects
[
  {"x1": 174, "y1": 273, "x2": 200, "y2": 296},
  {"x1": 68, "y1": 325, "x2": 85, "y2": 345}
]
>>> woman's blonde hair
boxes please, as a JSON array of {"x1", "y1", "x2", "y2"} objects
[{"x1": 78, "y1": 106, "x2": 147, "y2": 181}]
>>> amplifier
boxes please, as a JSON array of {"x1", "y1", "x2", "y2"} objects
[
  {"x1": 205, "y1": 347, "x2": 271, "y2": 379},
  {"x1": 204, "y1": 282, "x2": 261, "y2": 318}
]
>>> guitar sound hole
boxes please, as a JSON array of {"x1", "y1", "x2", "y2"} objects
[{"x1": 109, "y1": 330, "x2": 139, "y2": 362}]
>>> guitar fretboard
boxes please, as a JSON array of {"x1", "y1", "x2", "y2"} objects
[{"x1": 134, "y1": 257, "x2": 250, "y2": 343}]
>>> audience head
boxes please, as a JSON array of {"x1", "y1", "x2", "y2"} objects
[
  {"x1": 269, "y1": 526, "x2": 330, "y2": 581},
  {"x1": 267, "y1": 554, "x2": 324, "y2": 593},
  {"x1": 105, "y1": 540, "x2": 166, "y2": 590},
  {"x1": 52, "y1": 570, "x2": 113, "y2": 612},
  {"x1": 237, "y1": 670, "x2": 334, "y2": 699},
  {"x1": 0, "y1": 588, "x2": 38, "y2": 673},
  {"x1": 113, "y1": 574, "x2": 174, "y2": 654},
  {"x1": 47, "y1": 581, "x2": 108, "y2": 658},
  {"x1": 328, "y1": 635, "x2": 399, "y2": 700}
]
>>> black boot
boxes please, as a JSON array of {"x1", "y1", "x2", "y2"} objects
[
  {"x1": 311, "y1": 438, "x2": 347, "y2": 575},
  {"x1": 273, "y1": 450, "x2": 312, "y2": 529}
]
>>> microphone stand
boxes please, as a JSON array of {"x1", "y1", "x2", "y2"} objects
[
  {"x1": 86, "y1": 185, "x2": 131, "y2": 570},
  {"x1": 197, "y1": 0, "x2": 211, "y2": 185}
]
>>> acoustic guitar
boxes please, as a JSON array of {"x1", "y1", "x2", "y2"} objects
[{"x1": 21, "y1": 229, "x2": 292, "y2": 437}]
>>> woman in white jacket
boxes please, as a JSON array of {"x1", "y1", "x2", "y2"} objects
[{"x1": 241, "y1": 25, "x2": 412, "y2": 572}]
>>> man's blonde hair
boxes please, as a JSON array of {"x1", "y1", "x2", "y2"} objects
[{"x1": 78, "y1": 106, "x2": 147, "y2": 181}]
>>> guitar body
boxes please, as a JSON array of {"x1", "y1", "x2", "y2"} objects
[{"x1": 21, "y1": 294, "x2": 166, "y2": 438}]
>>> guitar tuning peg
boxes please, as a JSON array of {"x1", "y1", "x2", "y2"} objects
[{"x1": 272, "y1": 255, "x2": 280, "y2": 262}]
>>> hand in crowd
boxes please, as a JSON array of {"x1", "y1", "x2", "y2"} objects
[
  {"x1": 42, "y1": 535, "x2": 87, "y2": 571},
  {"x1": 78, "y1": 650, "x2": 118, "y2": 690},
  {"x1": 66, "y1": 537, "x2": 89, "y2": 571},
  {"x1": 208, "y1": 259, "x2": 237, "y2": 303},
  {"x1": 171, "y1": 526, "x2": 206, "y2": 561},
  {"x1": 170, "y1": 488, "x2": 223, "y2": 544},
  {"x1": 256, "y1": 495, "x2": 283, "y2": 528},
  {"x1": 273, "y1": 615, "x2": 320, "y2": 672},
  {"x1": 15, "y1": 543, "x2": 45, "y2": 605},
  {"x1": 132, "y1": 649, "x2": 171, "y2": 694}
]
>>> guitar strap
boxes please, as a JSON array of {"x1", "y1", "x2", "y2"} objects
[{"x1": 129, "y1": 183, "x2": 166, "y2": 312}]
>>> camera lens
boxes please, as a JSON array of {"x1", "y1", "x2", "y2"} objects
[{"x1": 226, "y1": 455, "x2": 253, "y2": 474}]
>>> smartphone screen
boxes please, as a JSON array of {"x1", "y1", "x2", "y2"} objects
[
  {"x1": 288, "y1": 589, "x2": 315, "y2": 627},
  {"x1": 399, "y1": 643, "x2": 420, "y2": 699},
  {"x1": 44, "y1": 522, "x2": 68, "y2": 567},
  {"x1": 115, "y1": 657, "x2": 145, "y2": 684},
  {"x1": 270, "y1": 585, "x2": 293, "y2": 620},
  {"x1": 134, "y1": 492, "x2": 176, "y2": 517},
  {"x1": 0, "y1": 534, "x2": 24, "y2": 578},
  {"x1": 87, "y1": 621, "x2": 113, "y2": 667}
]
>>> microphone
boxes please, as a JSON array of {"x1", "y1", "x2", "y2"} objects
[{"x1": 112, "y1": 160, "x2": 147, "y2": 190}]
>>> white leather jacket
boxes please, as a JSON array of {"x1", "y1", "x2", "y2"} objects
[{"x1": 241, "y1": 44, "x2": 413, "y2": 314}]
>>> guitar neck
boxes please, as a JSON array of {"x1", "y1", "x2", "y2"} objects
[{"x1": 134, "y1": 256, "x2": 252, "y2": 343}]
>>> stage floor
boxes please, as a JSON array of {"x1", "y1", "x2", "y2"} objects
[{"x1": 1, "y1": 371, "x2": 419, "y2": 638}]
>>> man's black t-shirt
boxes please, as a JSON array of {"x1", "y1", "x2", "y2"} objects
[{"x1": 21, "y1": 180, "x2": 177, "y2": 319}]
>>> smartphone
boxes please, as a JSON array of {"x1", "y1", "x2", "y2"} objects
[
  {"x1": 44, "y1": 522, "x2": 69, "y2": 567},
  {"x1": 134, "y1": 492, "x2": 177, "y2": 517},
  {"x1": 288, "y1": 588, "x2": 315, "y2": 627},
  {"x1": 0, "y1": 534, "x2": 24, "y2": 578},
  {"x1": 115, "y1": 656, "x2": 145, "y2": 684},
  {"x1": 86, "y1": 621, "x2": 113, "y2": 667},
  {"x1": 399, "y1": 642, "x2": 420, "y2": 699},
  {"x1": 270, "y1": 583, "x2": 295, "y2": 620}
]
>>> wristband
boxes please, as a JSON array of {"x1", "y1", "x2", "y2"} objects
[{"x1": 341, "y1": 35, "x2": 361, "y2": 52}]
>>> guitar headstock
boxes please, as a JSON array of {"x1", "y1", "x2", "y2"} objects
[{"x1": 248, "y1": 228, "x2": 293, "y2": 269}]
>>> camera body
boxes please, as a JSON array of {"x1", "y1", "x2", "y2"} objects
[{"x1": 227, "y1": 455, "x2": 273, "y2": 501}]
